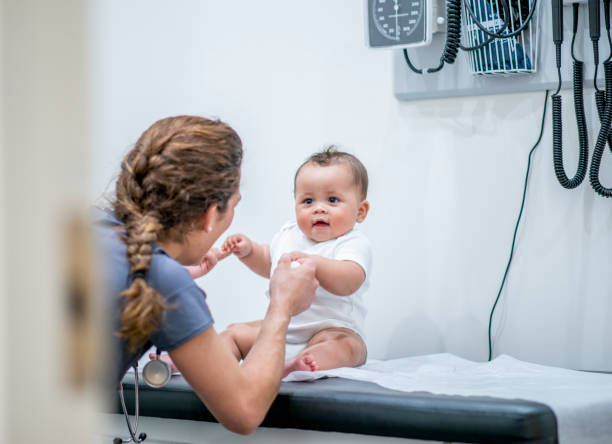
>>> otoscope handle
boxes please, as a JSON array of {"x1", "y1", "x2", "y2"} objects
[
  {"x1": 552, "y1": 0, "x2": 564, "y2": 44},
  {"x1": 574, "y1": 3, "x2": 580, "y2": 34},
  {"x1": 589, "y1": 0, "x2": 601, "y2": 40}
]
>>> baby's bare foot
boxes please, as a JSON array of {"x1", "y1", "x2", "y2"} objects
[{"x1": 283, "y1": 353, "x2": 318, "y2": 378}]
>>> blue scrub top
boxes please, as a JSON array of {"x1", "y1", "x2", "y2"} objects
[{"x1": 92, "y1": 208, "x2": 214, "y2": 386}]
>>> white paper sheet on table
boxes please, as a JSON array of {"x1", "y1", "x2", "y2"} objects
[{"x1": 283, "y1": 353, "x2": 612, "y2": 444}]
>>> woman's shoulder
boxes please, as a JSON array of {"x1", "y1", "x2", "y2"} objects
[{"x1": 149, "y1": 251, "x2": 195, "y2": 295}]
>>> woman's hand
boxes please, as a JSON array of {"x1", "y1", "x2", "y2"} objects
[
  {"x1": 169, "y1": 256, "x2": 317, "y2": 435},
  {"x1": 269, "y1": 253, "x2": 318, "y2": 317},
  {"x1": 221, "y1": 233, "x2": 253, "y2": 258},
  {"x1": 285, "y1": 250, "x2": 316, "y2": 265},
  {"x1": 185, "y1": 248, "x2": 229, "y2": 279}
]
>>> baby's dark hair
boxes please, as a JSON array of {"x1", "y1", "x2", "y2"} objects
[{"x1": 294, "y1": 146, "x2": 368, "y2": 200}]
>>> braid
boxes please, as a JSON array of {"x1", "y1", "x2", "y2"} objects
[
  {"x1": 117, "y1": 151, "x2": 169, "y2": 351},
  {"x1": 112, "y1": 115, "x2": 242, "y2": 351}
]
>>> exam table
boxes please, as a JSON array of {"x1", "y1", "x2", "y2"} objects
[{"x1": 105, "y1": 373, "x2": 558, "y2": 444}]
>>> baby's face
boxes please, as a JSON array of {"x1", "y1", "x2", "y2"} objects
[{"x1": 294, "y1": 162, "x2": 367, "y2": 242}]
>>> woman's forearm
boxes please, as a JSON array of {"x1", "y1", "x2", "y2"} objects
[
  {"x1": 169, "y1": 255, "x2": 316, "y2": 435},
  {"x1": 238, "y1": 301, "x2": 290, "y2": 408},
  {"x1": 168, "y1": 305, "x2": 291, "y2": 435}
]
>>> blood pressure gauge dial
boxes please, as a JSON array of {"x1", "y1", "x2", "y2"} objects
[{"x1": 366, "y1": 0, "x2": 430, "y2": 48}]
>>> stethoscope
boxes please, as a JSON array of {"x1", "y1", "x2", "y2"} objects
[{"x1": 114, "y1": 348, "x2": 172, "y2": 443}]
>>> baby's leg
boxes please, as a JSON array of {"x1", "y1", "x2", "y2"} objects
[
  {"x1": 283, "y1": 327, "x2": 367, "y2": 377},
  {"x1": 220, "y1": 320, "x2": 262, "y2": 361}
]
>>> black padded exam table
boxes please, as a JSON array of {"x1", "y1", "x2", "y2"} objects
[{"x1": 115, "y1": 373, "x2": 558, "y2": 443}]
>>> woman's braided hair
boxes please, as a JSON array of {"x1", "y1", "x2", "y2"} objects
[{"x1": 113, "y1": 115, "x2": 242, "y2": 351}]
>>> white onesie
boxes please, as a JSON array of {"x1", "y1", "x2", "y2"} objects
[{"x1": 269, "y1": 221, "x2": 372, "y2": 344}]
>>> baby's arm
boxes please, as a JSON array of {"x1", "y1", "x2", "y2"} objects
[
  {"x1": 184, "y1": 247, "x2": 230, "y2": 279},
  {"x1": 222, "y1": 234, "x2": 271, "y2": 278},
  {"x1": 288, "y1": 252, "x2": 364, "y2": 296}
]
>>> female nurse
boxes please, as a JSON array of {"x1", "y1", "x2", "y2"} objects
[{"x1": 93, "y1": 115, "x2": 318, "y2": 434}]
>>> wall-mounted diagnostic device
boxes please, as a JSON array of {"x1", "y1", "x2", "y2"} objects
[
  {"x1": 369, "y1": 0, "x2": 543, "y2": 74},
  {"x1": 366, "y1": 1, "x2": 611, "y2": 197},
  {"x1": 550, "y1": 0, "x2": 612, "y2": 198},
  {"x1": 367, "y1": 0, "x2": 464, "y2": 74},
  {"x1": 366, "y1": 0, "x2": 443, "y2": 48}
]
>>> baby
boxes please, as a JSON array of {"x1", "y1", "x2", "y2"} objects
[{"x1": 221, "y1": 146, "x2": 372, "y2": 377}]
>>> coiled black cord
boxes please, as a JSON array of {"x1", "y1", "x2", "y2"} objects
[
  {"x1": 429, "y1": 0, "x2": 462, "y2": 73},
  {"x1": 403, "y1": 0, "x2": 462, "y2": 74},
  {"x1": 594, "y1": 0, "x2": 612, "y2": 154},
  {"x1": 589, "y1": 0, "x2": 612, "y2": 197},
  {"x1": 404, "y1": 0, "x2": 538, "y2": 73},
  {"x1": 594, "y1": 80, "x2": 612, "y2": 153},
  {"x1": 488, "y1": 90, "x2": 549, "y2": 362},
  {"x1": 589, "y1": 60, "x2": 612, "y2": 197},
  {"x1": 551, "y1": 4, "x2": 589, "y2": 189},
  {"x1": 605, "y1": 0, "x2": 612, "y2": 63}
]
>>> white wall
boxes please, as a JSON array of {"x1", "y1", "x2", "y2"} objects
[{"x1": 90, "y1": 0, "x2": 612, "y2": 371}]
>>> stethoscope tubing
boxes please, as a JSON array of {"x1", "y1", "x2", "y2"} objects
[{"x1": 118, "y1": 365, "x2": 145, "y2": 443}]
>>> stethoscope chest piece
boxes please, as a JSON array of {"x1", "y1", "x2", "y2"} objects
[
  {"x1": 116, "y1": 350, "x2": 172, "y2": 442},
  {"x1": 142, "y1": 353, "x2": 171, "y2": 388}
]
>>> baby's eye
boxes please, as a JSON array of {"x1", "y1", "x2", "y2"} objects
[
  {"x1": 303, "y1": 198, "x2": 313, "y2": 205},
  {"x1": 328, "y1": 196, "x2": 338, "y2": 203}
]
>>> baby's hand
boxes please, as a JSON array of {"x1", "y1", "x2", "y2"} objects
[
  {"x1": 185, "y1": 247, "x2": 227, "y2": 279},
  {"x1": 221, "y1": 233, "x2": 253, "y2": 258}
]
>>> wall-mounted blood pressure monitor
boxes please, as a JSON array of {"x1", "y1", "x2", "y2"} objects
[{"x1": 365, "y1": 0, "x2": 432, "y2": 48}]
